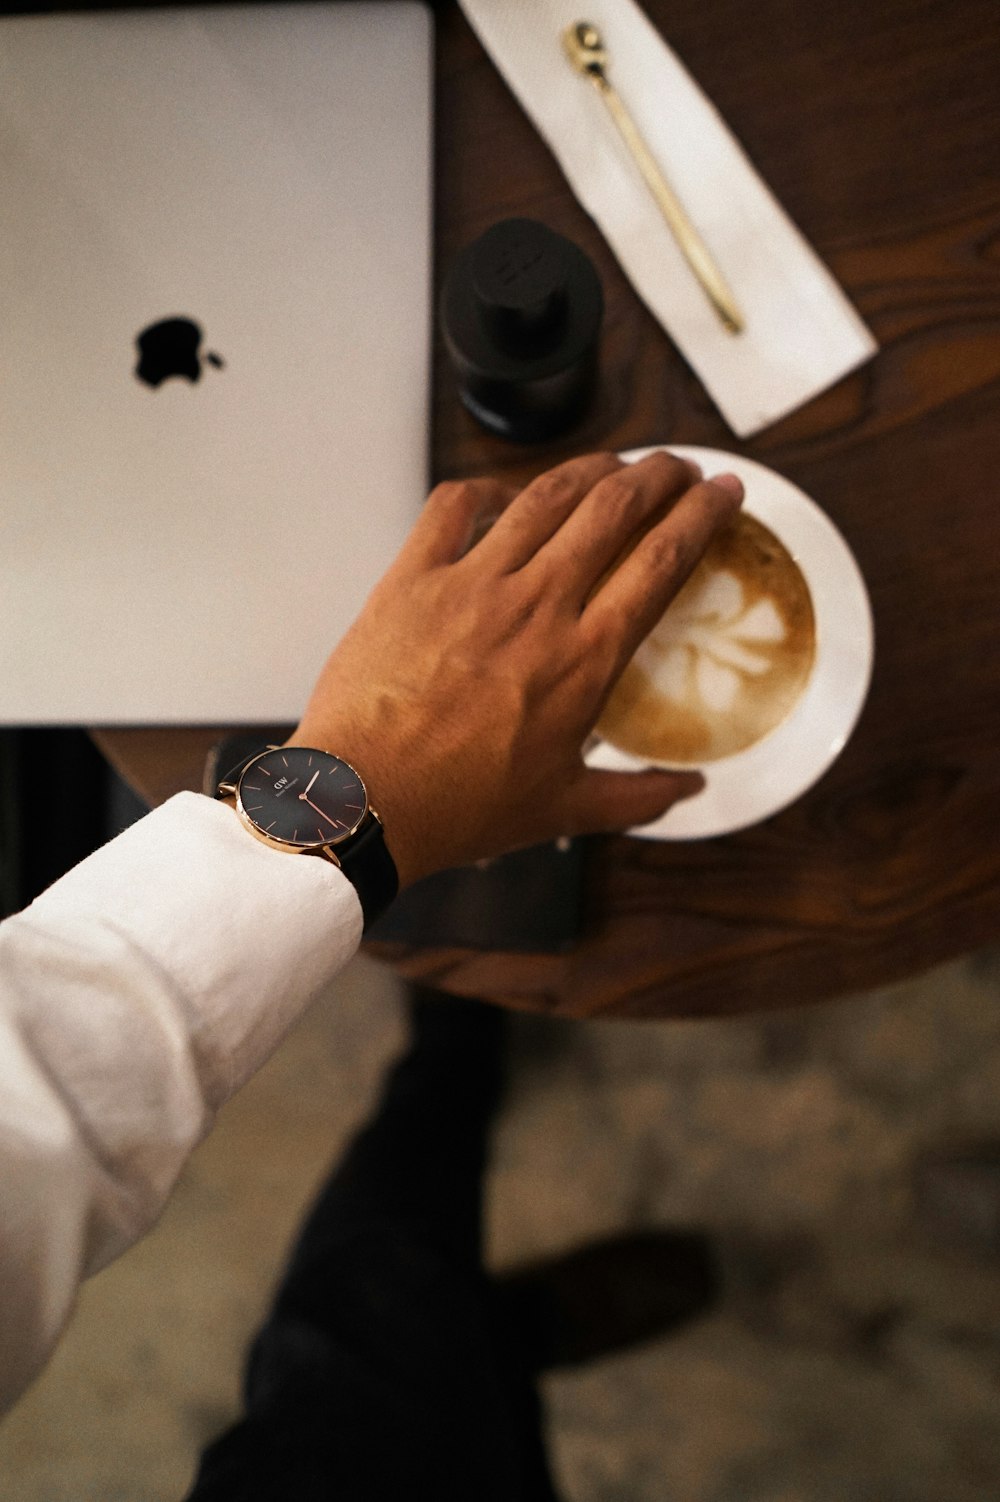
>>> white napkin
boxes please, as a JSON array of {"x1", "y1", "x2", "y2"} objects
[{"x1": 457, "y1": 0, "x2": 877, "y2": 437}]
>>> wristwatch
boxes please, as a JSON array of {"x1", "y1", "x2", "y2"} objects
[{"x1": 211, "y1": 736, "x2": 399, "y2": 929}]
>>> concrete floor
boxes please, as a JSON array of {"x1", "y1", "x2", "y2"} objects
[{"x1": 3, "y1": 945, "x2": 1000, "y2": 1501}]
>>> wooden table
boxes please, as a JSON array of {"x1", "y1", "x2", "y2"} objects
[{"x1": 96, "y1": 0, "x2": 1000, "y2": 1019}]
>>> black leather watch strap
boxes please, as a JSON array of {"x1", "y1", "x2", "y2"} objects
[
  {"x1": 204, "y1": 728, "x2": 296, "y2": 798},
  {"x1": 333, "y1": 810, "x2": 399, "y2": 929}
]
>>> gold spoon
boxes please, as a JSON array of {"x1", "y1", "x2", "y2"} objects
[{"x1": 563, "y1": 21, "x2": 744, "y2": 335}]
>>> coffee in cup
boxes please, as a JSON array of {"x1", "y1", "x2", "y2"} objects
[{"x1": 597, "y1": 512, "x2": 816, "y2": 765}]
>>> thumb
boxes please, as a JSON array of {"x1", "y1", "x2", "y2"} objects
[{"x1": 564, "y1": 766, "x2": 705, "y2": 836}]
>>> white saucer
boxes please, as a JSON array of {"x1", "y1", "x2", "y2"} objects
[{"x1": 584, "y1": 445, "x2": 875, "y2": 840}]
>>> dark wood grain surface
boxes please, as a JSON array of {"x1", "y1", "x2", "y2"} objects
[{"x1": 97, "y1": 0, "x2": 1000, "y2": 1018}]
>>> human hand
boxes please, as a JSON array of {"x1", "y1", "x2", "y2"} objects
[{"x1": 289, "y1": 451, "x2": 743, "y2": 887}]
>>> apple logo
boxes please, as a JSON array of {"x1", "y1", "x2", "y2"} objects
[{"x1": 134, "y1": 316, "x2": 225, "y2": 388}]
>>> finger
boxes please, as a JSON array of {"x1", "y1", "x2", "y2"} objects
[
  {"x1": 561, "y1": 766, "x2": 706, "y2": 835},
  {"x1": 400, "y1": 477, "x2": 517, "y2": 571},
  {"x1": 525, "y1": 450, "x2": 705, "y2": 604},
  {"x1": 474, "y1": 452, "x2": 625, "y2": 573},
  {"x1": 460, "y1": 481, "x2": 524, "y2": 555},
  {"x1": 584, "y1": 473, "x2": 744, "y2": 671}
]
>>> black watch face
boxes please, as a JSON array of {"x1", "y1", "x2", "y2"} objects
[{"x1": 237, "y1": 747, "x2": 368, "y2": 849}]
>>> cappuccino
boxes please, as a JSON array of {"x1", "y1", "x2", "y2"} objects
[{"x1": 598, "y1": 513, "x2": 816, "y2": 764}]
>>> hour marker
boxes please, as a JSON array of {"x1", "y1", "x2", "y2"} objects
[
  {"x1": 282, "y1": 756, "x2": 289, "y2": 767},
  {"x1": 344, "y1": 804, "x2": 363, "y2": 811},
  {"x1": 245, "y1": 804, "x2": 263, "y2": 813},
  {"x1": 293, "y1": 828, "x2": 299, "y2": 842}
]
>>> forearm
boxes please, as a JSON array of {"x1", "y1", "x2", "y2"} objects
[{"x1": 0, "y1": 792, "x2": 361, "y2": 1411}]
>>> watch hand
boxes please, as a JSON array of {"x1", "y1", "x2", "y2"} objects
[
  {"x1": 302, "y1": 794, "x2": 348, "y2": 832},
  {"x1": 300, "y1": 770, "x2": 321, "y2": 799}
]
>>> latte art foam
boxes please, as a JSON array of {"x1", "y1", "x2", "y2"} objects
[{"x1": 598, "y1": 513, "x2": 816, "y2": 764}]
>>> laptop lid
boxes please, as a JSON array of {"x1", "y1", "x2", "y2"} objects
[{"x1": 0, "y1": 2, "x2": 432, "y2": 725}]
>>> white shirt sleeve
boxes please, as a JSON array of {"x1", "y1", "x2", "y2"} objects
[{"x1": 0, "y1": 790, "x2": 363, "y2": 1413}]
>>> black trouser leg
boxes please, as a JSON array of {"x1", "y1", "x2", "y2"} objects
[{"x1": 184, "y1": 992, "x2": 562, "y2": 1502}]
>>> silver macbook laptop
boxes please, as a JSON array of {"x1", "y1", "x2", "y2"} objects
[{"x1": 0, "y1": 3, "x2": 432, "y2": 724}]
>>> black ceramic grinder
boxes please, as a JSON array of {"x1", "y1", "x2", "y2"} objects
[{"x1": 440, "y1": 218, "x2": 603, "y2": 443}]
